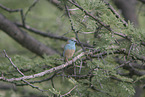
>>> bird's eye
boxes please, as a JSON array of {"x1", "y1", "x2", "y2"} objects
[{"x1": 71, "y1": 40, "x2": 76, "y2": 42}]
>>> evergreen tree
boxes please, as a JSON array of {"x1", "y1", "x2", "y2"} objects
[{"x1": 0, "y1": 0, "x2": 145, "y2": 97}]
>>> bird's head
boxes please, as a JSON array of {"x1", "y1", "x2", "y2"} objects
[{"x1": 67, "y1": 37, "x2": 77, "y2": 45}]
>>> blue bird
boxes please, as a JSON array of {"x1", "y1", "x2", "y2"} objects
[{"x1": 63, "y1": 37, "x2": 77, "y2": 62}]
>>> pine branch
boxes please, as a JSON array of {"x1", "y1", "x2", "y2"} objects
[
  {"x1": 103, "y1": 0, "x2": 128, "y2": 27},
  {"x1": 3, "y1": 50, "x2": 47, "y2": 92},
  {"x1": 67, "y1": 0, "x2": 145, "y2": 46},
  {"x1": 0, "y1": 52, "x2": 85, "y2": 82}
]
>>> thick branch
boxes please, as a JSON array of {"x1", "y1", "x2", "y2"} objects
[{"x1": 0, "y1": 13, "x2": 56, "y2": 57}]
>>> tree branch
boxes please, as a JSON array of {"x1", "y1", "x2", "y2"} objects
[
  {"x1": 0, "y1": 4, "x2": 21, "y2": 12},
  {"x1": 103, "y1": 0, "x2": 128, "y2": 27},
  {"x1": 0, "y1": 13, "x2": 56, "y2": 57},
  {"x1": 3, "y1": 50, "x2": 25, "y2": 76},
  {"x1": 60, "y1": 85, "x2": 77, "y2": 97},
  {"x1": 0, "y1": 4, "x2": 25, "y2": 26},
  {"x1": 24, "y1": 0, "x2": 39, "y2": 19},
  {"x1": 16, "y1": 23, "x2": 93, "y2": 48},
  {"x1": 15, "y1": 72, "x2": 57, "y2": 86},
  {"x1": 67, "y1": 0, "x2": 145, "y2": 46},
  {"x1": 0, "y1": 52, "x2": 85, "y2": 82}
]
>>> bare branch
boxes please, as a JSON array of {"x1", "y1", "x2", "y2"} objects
[
  {"x1": 24, "y1": 0, "x2": 39, "y2": 18},
  {"x1": 22, "y1": 79, "x2": 47, "y2": 92},
  {"x1": 0, "y1": 4, "x2": 21, "y2": 12},
  {"x1": 24, "y1": 0, "x2": 39, "y2": 25},
  {"x1": 0, "y1": 4, "x2": 25, "y2": 26},
  {"x1": 16, "y1": 23, "x2": 93, "y2": 48},
  {"x1": 3, "y1": 50, "x2": 24, "y2": 76}
]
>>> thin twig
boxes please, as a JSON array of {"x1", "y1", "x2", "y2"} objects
[
  {"x1": 60, "y1": 85, "x2": 77, "y2": 97},
  {"x1": 22, "y1": 79, "x2": 47, "y2": 92},
  {"x1": 0, "y1": 4, "x2": 21, "y2": 12},
  {"x1": 0, "y1": 4, "x2": 25, "y2": 26},
  {"x1": 128, "y1": 44, "x2": 133, "y2": 57},
  {"x1": 3, "y1": 50, "x2": 25, "y2": 76},
  {"x1": 24, "y1": 0, "x2": 39, "y2": 21}
]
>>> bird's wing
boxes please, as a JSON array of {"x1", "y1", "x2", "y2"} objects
[{"x1": 63, "y1": 44, "x2": 69, "y2": 57}]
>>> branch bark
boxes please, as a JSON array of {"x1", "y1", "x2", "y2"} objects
[{"x1": 0, "y1": 13, "x2": 56, "y2": 57}]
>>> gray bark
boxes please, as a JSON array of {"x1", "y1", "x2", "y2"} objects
[{"x1": 0, "y1": 13, "x2": 56, "y2": 57}]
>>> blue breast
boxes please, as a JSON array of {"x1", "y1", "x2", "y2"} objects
[{"x1": 63, "y1": 44, "x2": 76, "y2": 57}]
